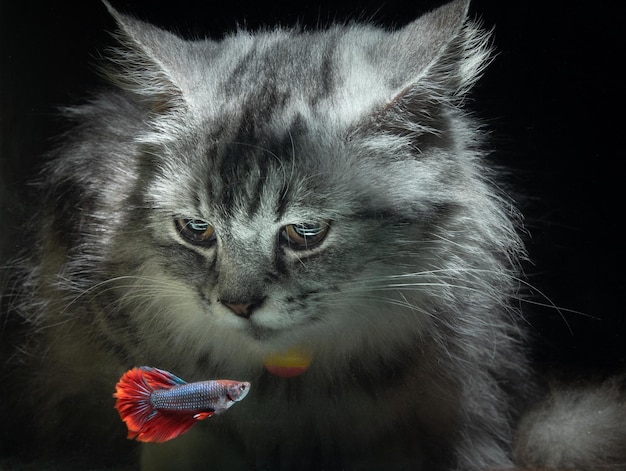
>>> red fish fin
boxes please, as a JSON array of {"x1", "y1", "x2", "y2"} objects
[
  {"x1": 136, "y1": 366, "x2": 187, "y2": 390},
  {"x1": 128, "y1": 411, "x2": 197, "y2": 443},
  {"x1": 193, "y1": 411, "x2": 215, "y2": 420},
  {"x1": 114, "y1": 366, "x2": 190, "y2": 443}
]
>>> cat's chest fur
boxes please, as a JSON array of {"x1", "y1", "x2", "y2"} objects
[{"x1": 145, "y1": 339, "x2": 463, "y2": 470}]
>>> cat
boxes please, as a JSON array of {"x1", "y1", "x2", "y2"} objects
[{"x1": 1, "y1": 0, "x2": 625, "y2": 470}]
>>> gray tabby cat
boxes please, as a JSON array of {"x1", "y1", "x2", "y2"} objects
[{"x1": 1, "y1": 0, "x2": 625, "y2": 470}]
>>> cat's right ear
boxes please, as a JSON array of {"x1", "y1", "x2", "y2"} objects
[{"x1": 100, "y1": 0, "x2": 203, "y2": 114}]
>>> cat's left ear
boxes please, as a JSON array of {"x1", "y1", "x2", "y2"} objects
[{"x1": 380, "y1": 0, "x2": 491, "y2": 105}]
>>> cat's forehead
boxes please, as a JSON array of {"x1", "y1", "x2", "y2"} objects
[
  {"x1": 181, "y1": 27, "x2": 391, "y2": 130},
  {"x1": 148, "y1": 100, "x2": 360, "y2": 223},
  {"x1": 204, "y1": 131, "x2": 342, "y2": 218}
]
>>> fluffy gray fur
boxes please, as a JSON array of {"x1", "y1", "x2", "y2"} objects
[
  {"x1": 1, "y1": 0, "x2": 624, "y2": 470},
  {"x1": 515, "y1": 378, "x2": 626, "y2": 470}
]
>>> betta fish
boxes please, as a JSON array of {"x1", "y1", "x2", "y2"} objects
[{"x1": 114, "y1": 366, "x2": 250, "y2": 443}]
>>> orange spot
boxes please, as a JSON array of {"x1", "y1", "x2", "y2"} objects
[{"x1": 264, "y1": 348, "x2": 312, "y2": 378}]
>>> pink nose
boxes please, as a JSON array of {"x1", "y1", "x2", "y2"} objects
[
  {"x1": 220, "y1": 296, "x2": 265, "y2": 318},
  {"x1": 223, "y1": 302, "x2": 253, "y2": 317}
]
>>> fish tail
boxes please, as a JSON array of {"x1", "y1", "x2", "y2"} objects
[{"x1": 113, "y1": 366, "x2": 196, "y2": 443}]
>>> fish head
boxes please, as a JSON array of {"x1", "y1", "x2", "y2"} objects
[{"x1": 223, "y1": 380, "x2": 251, "y2": 403}]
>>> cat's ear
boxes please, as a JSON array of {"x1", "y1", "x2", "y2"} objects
[
  {"x1": 378, "y1": 0, "x2": 491, "y2": 110},
  {"x1": 101, "y1": 0, "x2": 204, "y2": 113}
]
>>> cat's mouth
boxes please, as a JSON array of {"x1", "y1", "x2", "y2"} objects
[{"x1": 219, "y1": 300, "x2": 320, "y2": 342}]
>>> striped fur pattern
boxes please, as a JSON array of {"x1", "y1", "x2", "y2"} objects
[{"x1": 2, "y1": 1, "x2": 624, "y2": 470}]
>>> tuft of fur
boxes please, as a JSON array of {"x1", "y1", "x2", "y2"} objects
[
  {"x1": 515, "y1": 379, "x2": 626, "y2": 471},
  {"x1": 1, "y1": 1, "x2": 625, "y2": 470}
]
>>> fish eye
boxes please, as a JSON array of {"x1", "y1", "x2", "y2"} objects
[
  {"x1": 280, "y1": 221, "x2": 330, "y2": 250},
  {"x1": 175, "y1": 218, "x2": 216, "y2": 246}
]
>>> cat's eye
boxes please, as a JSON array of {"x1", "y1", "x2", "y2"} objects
[
  {"x1": 175, "y1": 218, "x2": 216, "y2": 246},
  {"x1": 281, "y1": 222, "x2": 330, "y2": 250}
]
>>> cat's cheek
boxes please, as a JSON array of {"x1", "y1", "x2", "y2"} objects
[{"x1": 249, "y1": 311, "x2": 298, "y2": 331}]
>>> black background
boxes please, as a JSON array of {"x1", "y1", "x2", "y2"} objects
[{"x1": 1, "y1": 1, "x2": 624, "y2": 375}]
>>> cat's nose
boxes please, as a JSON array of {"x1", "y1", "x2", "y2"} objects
[{"x1": 221, "y1": 298, "x2": 265, "y2": 318}]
